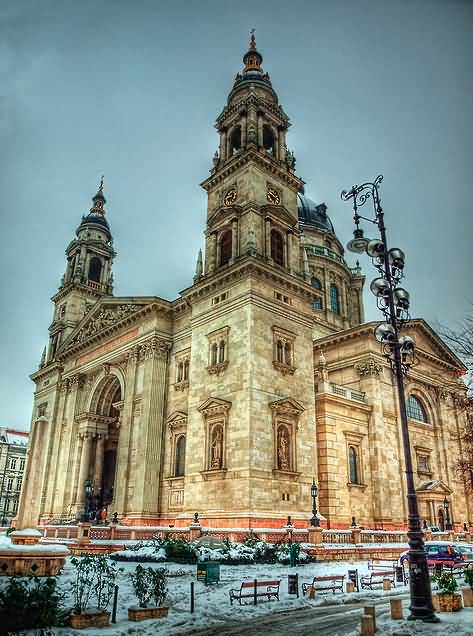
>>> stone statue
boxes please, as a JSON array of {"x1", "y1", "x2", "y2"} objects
[
  {"x1": 247, "y1": 126, "x2": 257, "y2": 144},
  {"x1": 211, "y1": 427, "x2": 223, "y2": 469},
  {"x1": 246, "y1": 227, "x2": 257, "y2": 256},
  {"x1": 212, "y1": 150, "x2": 219, "y2": 167},
  {"x1": 194, "y1": 249, "x2": 203, "y2": 281},
  {"x1": 278, "y1": 427, "x2": 289, "y2": 470},
  {"x1": 285, "y1": 148, "x2": 296, "y2": 170}
]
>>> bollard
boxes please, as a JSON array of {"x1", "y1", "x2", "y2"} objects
[
  {"x1": 346, "y1": 581, "x2": 355, "y2": 593},
  {"x1": 111, "y1": 584, "x2": 119, "y2": 623},
  {"x1": 254, "y1": 579, "x2": 258, "y2": 605},
  {"x1": 432, "y1": 593, "x2": 440, "y2": 611},
  {"x1": 390, "y1": 597, "x2": 403, "y2": 620},
  {"x1": 364, "y1": 605, "x2": 376, "y2": 632},
  {"x1": 383, "y1": 577, "x2": 392, "y2": 591},
  {"x1": 361, "y1": 614, "x2": 375, "y2": 636},
  {"x1": 308, "y1": 585, "x2": 316, "y2": 599},
  {"x1": 190, "y1": 581, "x2": 195, "y2": 613}
]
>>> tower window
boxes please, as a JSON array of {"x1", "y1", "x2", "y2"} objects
[
  {"x1": 330, "y1": 284, "x2": 340, "y2": 314},
  {"x1": 263, "y1": 125, "x2": 275, "y2": 155},
  {"x1": 229, "y1": 126, "x2": 241, "y2": 155},
  {"x1": 88, "y1": 257, "x2": 102, "y2": 283},
  {"x1": 311, "y1": 277, "x2": 322, "y2": 289},
  {"x1": 312, "y1": 297, "x2": 323, "y2": 310},
  {"x1": 219, "y1": 230, "x2": 232, "y2": 266},
  {"x1": 270, "y1": 229, "x2": 284, "y2": 266}
]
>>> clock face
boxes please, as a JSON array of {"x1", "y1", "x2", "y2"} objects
[
  {"x1": 267, "y1": 186, "x2": 281, "y2": 205},
  {"x1": 224, "y1": 188, "x2": 237, "y2": 206}
]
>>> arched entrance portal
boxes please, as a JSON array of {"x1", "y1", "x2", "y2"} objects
[{"x1": 86, "y1": 375, "x2": 122, "y2": 515}]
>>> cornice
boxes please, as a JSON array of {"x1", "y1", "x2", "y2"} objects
[
  {"x1": 51, "y1": 282, "x2": 103, "y2": 303},
  {"x1": 201, "y1": 147, "x2": 304, "y2": 192},
  {"x1": 30, "y1": 361, "x2": 63, "y2": 382}
]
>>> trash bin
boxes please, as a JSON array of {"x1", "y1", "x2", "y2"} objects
[{"x1": 196, "y1": 561, "x2": 220, "y2": 585}]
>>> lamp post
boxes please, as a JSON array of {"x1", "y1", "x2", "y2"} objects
[
  {"x1": 82, "y1": 479, "x2": 93, "y2": 523},
  {"x1": 443, "y1": 496, "x2": 452, "y2": 531},
  {"x1": 310, "y1": 479, "x2": 320, "y2": 527},
  {"x1": 341, "y1": 175, "x2": 437, "y2": 623}
]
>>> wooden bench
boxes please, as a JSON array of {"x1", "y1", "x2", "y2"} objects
[
  {"x1": 368, "y1": 559, "x2": 397, "y2": 572},
  {"x1": 302, "y1": 575, "x2": 345, "y2": 595},
  {"x1": 229, "y1": 579, "x2": 280, "y2": 605},
  {"x1": 361, "y1": 570, "x2": 395, "y2": 589}
]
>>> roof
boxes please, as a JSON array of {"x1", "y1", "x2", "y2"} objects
[
  {"x1": 0, "y1": 428, "x2": 29, "y2": 445},
  {"x1": 297, "y1": 192, "x2": 335, "y2": 233}
]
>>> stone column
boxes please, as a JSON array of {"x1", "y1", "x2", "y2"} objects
[
  {"x1": 241, "y1": 114, "x2": 247, "y2": 148},
  {"x1": 93, "y1": 434, "x2": 105, "y2": 494},
  {"x1": 15, "y1": 417, "x2": 49, "y2": 529},
  {"x1": 113, "y1": 347, "x2": 139, "y2": 515},
  {"x1": 231, "y1": 218, "x2": 238, "y2": 262},
  {"x1": 71, "y1": 433, "x2": 84, "y2": 508},
  {"x1": 286, "y1": 231, "x2": 292, "y2": 271},
  {"x1": 257, "y1": 114, "x2": 263, "y2": 147},
  {"x1": 265, "y1": 218, "x2": 271, "y2": 260},
  {"x1": 210, "y1": 232, "x2": 218, "y2": 272},
  {"x1": 76, "y1": 433, "x2": 94, "y2": 508},
  {"x1": 278, "y1": 129, "x2": 285, "y2": 160},
  {"x1": 219, "y1": 129, "x2": 227, "y2": 162},
  {"x1": 129, "y1": 337, "x2": 170, "y2": 519},
  {"x1": 42, "y1": 379, "x2": 69, "y2": 516}
]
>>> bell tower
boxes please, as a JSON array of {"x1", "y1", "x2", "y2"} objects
[
  {"x1": 46, "y1": 179, "x2": 116, "y2": 363},
  {"x1": 200, "y1": 33, "x2": 305, "y2": 278}
]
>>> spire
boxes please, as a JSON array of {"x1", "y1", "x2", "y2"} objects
[
  {"x1": 243, "y1": 29, "x2": 263, "y2": 73},
  {"x1": 90, "y1": 175, "x2": 106, "y2": 215},
  {"x1": 194, "y1": 249, "x2": 203, "y2": 282},
  {"x1": 39, "y1": 346, "x2": 46, "y2": 369}
]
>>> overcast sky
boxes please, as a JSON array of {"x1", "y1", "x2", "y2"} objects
[{"x1": 1, "y1": 0, "x2": 472, "y2": 431}]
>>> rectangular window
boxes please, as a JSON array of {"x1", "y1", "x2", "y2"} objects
[
  {"x1": 38, "y1": 402, "x2": 47, "y2": 417},
  {"x1": 9, "y1": 458, "x2": 16, "y2": 470},
  {"x1": 16, "y1": 479, "x2": 22, "y2": 492},
  {"x1": 7, "y1": 478, "x2": 13, "y2": 491},
  {"x1": 312, "y1": 297, "x2": 323, "y2": 310},
  {"x1": 19, "y1": 459, "x2": 25, "y2": 471},
  {"x1": 207, "y1": 327, "x2": 230, "y2": 374}
]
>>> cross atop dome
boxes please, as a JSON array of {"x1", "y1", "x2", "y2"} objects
[{"x1": 243, "y1": 29, "x2": 263, "y2": 73}]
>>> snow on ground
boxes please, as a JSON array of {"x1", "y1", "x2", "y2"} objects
[{"x1": 347, "y1": 608, "x2": 473, "y2": 636}]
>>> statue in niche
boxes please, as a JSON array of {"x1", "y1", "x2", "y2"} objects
[
  {"x1": 211, "y1": 426, "x2": 223, "y2": 469},
  {"x1": 278, "y1": 427, "x2": 290, "y2": 471}
]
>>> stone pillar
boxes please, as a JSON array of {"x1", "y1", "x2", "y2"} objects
[
  {"x1": 113, "y1": 347, "x2": 139, "y2": 515},
  {"x1": 286, "y1": 231, "x2": 292, "y2": 271},
  {"x1": 93, "y1": 434, "x2": 105, "y2": 494},
  {"x1": 351, "y1": 528, "x2": 361, "y2": 544},
  {"x1": 219, "y1": 129, "x2": 227, "y2": 162},
  {"x1": 257, "y1": 114, "x2": 263, "y2": 147},
  {"x1": 308, "y1": 526, "x2": 323, "y2": 545},
  {"x1": 210, "y1": 232, "x2": 218, "y2": 272},
  {"x1": 390, "y1": 598, "x2": 403, "y2": 619},
  {"x1": 76, "y1": 433, "x2": 94, "y2": 508},
  {"x1": 42, "y1": 379, "x2": 69, "y2": 516},
  {"x1": 265, "y1": 218, "x2": 271, "y2": 260},
  {"x1": 241, "y1": 115, "x2": 247, "y2": 148},
  {"x1": 15, "y1": 418, "x2": 49, "y2": 529},
  {"x1": 130, "y1": 337, "x2": 170, "y2": 518},
  {"x1": 189, "y1": 523, "x2": 202, "y2": 541},
  {"x1": 231, "y1": 218, "x2": 238, "y2": 262},
  {"x1": 71, "y1": 433, "x2": 84, "y2": 508}
]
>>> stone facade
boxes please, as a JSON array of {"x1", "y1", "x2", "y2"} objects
[
  {"x1": 17, "y1": 37, "x2": 470, "y2": 531},
  {"x1": 0, "y1": 428, "x2": 28, "y2": 526}
]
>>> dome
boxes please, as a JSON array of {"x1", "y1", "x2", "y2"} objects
[
  {"x1": 297, "y1": 192, "x2": 334, "y2": 233},
  {"x1": 77, "y1": 212, "x2": 111, "y2": 237}
]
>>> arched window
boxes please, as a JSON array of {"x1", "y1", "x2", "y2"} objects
[
  {"x1": 324, "y1": 239, "x2": 332, "y2": 250},
  {"x1": 330, "y1": 284, "x2": 340, "y2": 314},
  {"x1": 211, "y1": 343, "x2": 218, "y2": 366},
  {"x1": 277, "y1": 340, "x2": 284, "y2": 363},
  {"x1": 177, "y1": 362, "x2": 183, "y2": 383},
  {"x1": 284, "y1": 342, "x2": 291, "y2": 366},
  {"x1": 219, "y1": 230, "x2": 232, "y2": 266},
  {"x1": 218, "y1": 340, "x2": 225, "y2": 363},
  {"x1": 183, "y1": 359, "x2": 189, "y2": 381},
  {"x1": 270, "y1": 229, "x2": 284, "y2": 266},
  {"x1": 348, "y1": 446, "x2": 360, "y2": 484},
  {"x1": 262, "y1": 125, "x2": 275, "y2": 155},
  {"x1": 229, "y1": 126, "x2": 241, "y2": 155},
  {"x1": 407, "y1": 395, "x2": 428, "y2": 423},
  {"x1": 311, "y1": 277, "x2": 322, "y2": 289},
  {"x1": 88, "y1": 257, "x2": 102, "y2": 283},
  {"x1": 175, "y1": 435, "x2": 186, "y2": 477}
]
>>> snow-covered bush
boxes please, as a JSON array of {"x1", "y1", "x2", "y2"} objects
[
  {"x1": 110, "y1": 543, "x2": 167, "y2": 563},
  {"x1": 129, "y1": 565, "x2": 168, "y2": 608}
]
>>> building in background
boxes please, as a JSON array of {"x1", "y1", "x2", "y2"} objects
[
  {"x1": 16, "y1": 36, "x2": 471, "y2": 531},
  {"x1": 0, "y1": 428, "x2": 29, "y2": 526}
]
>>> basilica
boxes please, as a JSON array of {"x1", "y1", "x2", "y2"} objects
[{"x1": 17, "y1": 37, "x2": 471, "y2": 531}]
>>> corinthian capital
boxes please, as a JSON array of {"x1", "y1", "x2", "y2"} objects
[{"x1": 140, "y1": 337, "x2": 172, "y2": 361}]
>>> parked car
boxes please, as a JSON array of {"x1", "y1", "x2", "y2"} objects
[
  {"x1": 399, "y1": 541, "x2": 465, "y2": 567},
  {"x1": 457, "y1": 544, "x2": 473, "y2": 563}
]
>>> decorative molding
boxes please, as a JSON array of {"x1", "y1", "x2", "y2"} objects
[
  {"x1": 198, "y1": 397, "x2": 232, "y2": 417},
  {"x1": 207, "y1": 361, "x2": 229, "y2": 376},
  {"x1": 139, "y1": 337, "x2": 172, "y2": 362},
  {"x1": 174, "y1": 380, "x2": 189, "y2": 391},
  {"x1": 70, "y1": 304, "x2": 144, "y2": 346},
  {"x1": 200, "y1": 468, "x2": 228, "y2": 481},
  {"x1": 272, "y1": 361, "x2": 296, "y2": 376},
  {"x1": 355, "y1": 358, "x2": 382, "y2": 377}
]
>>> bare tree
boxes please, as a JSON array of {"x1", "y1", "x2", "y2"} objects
[{"x1": 438, "y1": 309, "x2": 473, "y2": 492}]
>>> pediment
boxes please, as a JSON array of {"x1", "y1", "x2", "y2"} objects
[
  {"x1": 261, "y1": 205, "x2": 298, "y2": 228},
  {"x1": 60, "y1": 299, "x2": 150, "y2": 353},
  {"x1": 407, "y1": 320, "x2": 466, "y2": 371},
  {"x1": 416, "y1": 479, "x2": 452, "y2": 495},
  {"x1": 198, "y1": 397, "x2": 232, "y2": 416},
  {"x1": 207, "y1": 205, "x2": 244, "y2": 229},
  {"x1": 167, "y1": 410, "x2": 188, "y2": 429},
  {"x1": 269, "y1": 397, "x2": 305, "y2": 414}
]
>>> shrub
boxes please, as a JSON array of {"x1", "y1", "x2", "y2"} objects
[
  {"x1": 0, "y1": 576, "x2": 65, "y2": 632},
  {"x1": 465, "y1": 567, "x2": 473, "y2": 589},
  {"x1": 432, "y1": 573, "x2": 458, "y2": 594},
  {"x1": 163, "y1": 537, "x2": 196, "y2": 563},
  {"x1": 130, "y1": 565, "x2": 168, "y2": 608},
  {"x1": 70, "y1": 555, "x2": 117, "y2": 614}
]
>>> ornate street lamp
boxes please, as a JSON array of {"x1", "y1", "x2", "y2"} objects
[
  {"x1": 310, "y1": 479, "x2": 320, "y2": 527},
  {"x1": 443, "y1": 496, "x2": 452, "y2": 530},
  {"x1": 341, "y1": 175, "x2": 437, "y2": 623},
  {"x1": 82, "y1": 479, "x2": 93, "y2": 522}
]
